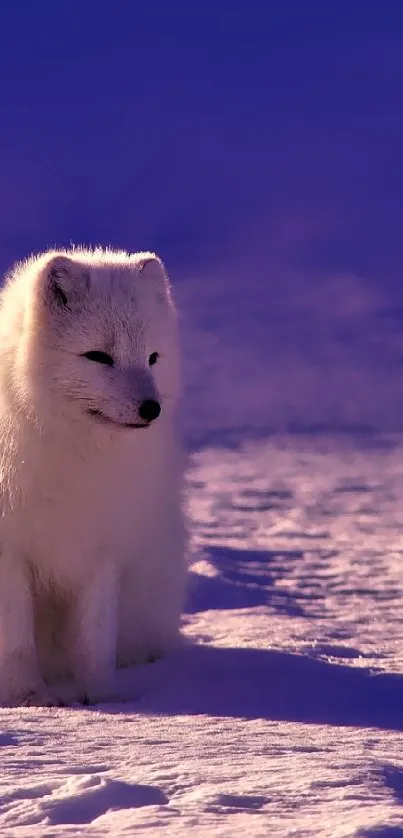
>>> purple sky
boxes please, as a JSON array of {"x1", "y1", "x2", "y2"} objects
[
  {"x1": 1, "y1": 2, "x2": 403, "y2": 289},
  {"x1": 2, "y1": 2, "x2": 403, "y2": 437}
]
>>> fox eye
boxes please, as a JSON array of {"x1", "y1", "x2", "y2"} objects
[
  {"x1": 148, "y1": 352, "x2": 159, "y2": 366},
  {"x1": 82, "y1": 350, "x2": 114, "y2": 367}
]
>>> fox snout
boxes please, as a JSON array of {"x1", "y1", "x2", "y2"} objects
[
  {"x1": 127, "y1": 368, "x2": 161, "y2": 423},
  {"x1": 138, "y1": 399, "x2": 161, "y2": 422}
]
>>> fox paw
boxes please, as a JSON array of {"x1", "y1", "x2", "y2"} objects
[{"x1": 15, "y1": 683, "x2": 67, "y2": 708}]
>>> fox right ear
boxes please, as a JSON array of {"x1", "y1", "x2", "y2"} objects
[{"x1": 41, "y1": 254, "x2": 90, "y2": 312}]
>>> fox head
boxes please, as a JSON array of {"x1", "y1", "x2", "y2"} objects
[{"x1": 9, "y1": 248, "x2": 181, "y2": 434}]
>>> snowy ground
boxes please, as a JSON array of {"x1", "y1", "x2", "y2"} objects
[{"x1": 1, "y1": 433, "x2": 403, "y2": 836}]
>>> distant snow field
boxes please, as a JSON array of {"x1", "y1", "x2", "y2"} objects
[{"x1": 1, "y1": 434, "x2": 403, "y2": 836}]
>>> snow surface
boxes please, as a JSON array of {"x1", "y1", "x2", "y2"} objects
[{"x1": 1, "y1": 434, "x2": 403, "y2": 836}]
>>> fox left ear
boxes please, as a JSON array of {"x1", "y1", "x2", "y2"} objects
[{"x1": 138, "y1": 254, "x2": 168, "y2": 288}]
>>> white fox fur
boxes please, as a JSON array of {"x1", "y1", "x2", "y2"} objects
[{"x1": 0, "y1": 247, "x2": 187, "y2": 706}]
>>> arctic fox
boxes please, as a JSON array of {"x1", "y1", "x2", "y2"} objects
[{"x1": 0, "y1": 247, "x2": 187, "y2": 706}]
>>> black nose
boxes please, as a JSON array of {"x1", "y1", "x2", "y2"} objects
[{"x1": 138, "y1": 399, "x2": 161, "y2": 422}]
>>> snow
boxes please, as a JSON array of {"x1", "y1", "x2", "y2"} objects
[
  {"x1": 2, "y1": 434, "x2": 403, "y2": 836},
  {"x1": 177, "y1": 263, "x2": 403, "y2": 443}
]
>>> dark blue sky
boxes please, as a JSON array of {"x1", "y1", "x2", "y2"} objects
[{"x1": 1, "y1": 2, "x2": 403, "y2": 291}]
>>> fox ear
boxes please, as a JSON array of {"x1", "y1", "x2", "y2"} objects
[
  {"x1": 137, "y1": 253, "x2": 173, "y2": 305},
  {"x1": 42, "y1": 254, "x2": 90, "y2": 311},
  {"x1": 138, "y1": 254, "x2": 168, "y2": 288}
]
